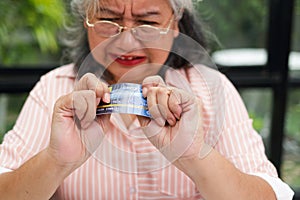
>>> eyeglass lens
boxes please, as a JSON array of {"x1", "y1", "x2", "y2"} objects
[
  {"x1": 93, "y1": 22, "x2": 161, "y2": 41},
  {"x1": 94, "y1": 22, "x2": 120, "y2": 37}
]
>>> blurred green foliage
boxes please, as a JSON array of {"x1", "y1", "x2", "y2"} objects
[
  {"x1": 0, "y1": 94, "x2": 27, "y2": 143},
  {"x1": 196, "y1": 0, "x2": 268, "y2": 50},
  {"x1": 286, "y1": 89, "x2": 300, "y2": 143},
  {"x1": 0, "y1": 0, "x2": 67, "y2": 65},
  {"x1": 249, "y1": 112, "x2": 264, "y2": 131},
  {"x1": 293, "y1": 0, "x2": 300, "y2": 51}
]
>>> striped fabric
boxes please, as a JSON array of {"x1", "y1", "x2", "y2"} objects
[{"x1": 0, "y1": 64, "x2": 283, "y2": 199}]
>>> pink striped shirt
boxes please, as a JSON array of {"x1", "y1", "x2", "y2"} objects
[{"x1": 0, "y1": 64, "x2": 293, "y2": 199}]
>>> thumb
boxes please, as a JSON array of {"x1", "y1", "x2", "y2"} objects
[{"x1": 81, "y1": 120, "x2": 105, "y2": 154}]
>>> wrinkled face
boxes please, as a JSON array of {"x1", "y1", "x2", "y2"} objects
[{"x1": 85, "y1": 0, "x2": 179, "y2": 83}]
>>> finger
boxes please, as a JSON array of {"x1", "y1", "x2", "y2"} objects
[
  {"x1": 53, "y1": 93, "x2": 75, "y2": 125},
  {"x1": 73, "y1": 90, "x2": 97, "y2": 129},
  {"x1": 75, "y1": 73, "x2": 99, "y2": 91},
  {"x1": 168, "y1": 88, "x2": 183, "y2": 120},
  {"x1": 142, "y1": 75, "x2": 166, "y2": 97},
  {"x1": 75, "y1": 73, "x2": 110, "y2": 103},
  {"x1": 146, "y1": 87, "x2": 166, "y2": 126},
  {"x1": 95, "y1": 81, "x2": 110, "y2": 103},
  {"x1": 81, "y1": 120, "x2": 105, "y2": 153},
  {"x1": 156, "y1": 87, "x2": 176, "y2": 126}
]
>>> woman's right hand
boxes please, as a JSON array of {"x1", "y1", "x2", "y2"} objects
[{"x1": 46, "y1": 73, "x2": 110, "y2": 171}]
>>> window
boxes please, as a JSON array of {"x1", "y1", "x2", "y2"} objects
[
  {"x1": 282, "y1": 0, "x2": 300, "y2": 191},
  {"x1": 0, "y1": 94, "x2": 27, "y2": 143}
]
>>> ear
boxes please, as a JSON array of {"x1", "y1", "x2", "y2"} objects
[
  {"x1": 172, "y1": 20, "x2": 180, "y2": 38},
  {"x1": 173, "y1": 8, "x2": 184, "y2": 38}
]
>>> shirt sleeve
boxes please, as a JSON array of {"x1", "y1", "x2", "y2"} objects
[
  {"x1": 252, "y1": 172, "x2": 294, "y2": 200},
  {"x1": 0, "y1": 77, "x2": 52, "y2": 170},
  {"x1": 213, "y1": 74, "x2": 294, "y2": 199},
  {"x1": 0, "y1": 167, "x2": 12, "y2": 174}
]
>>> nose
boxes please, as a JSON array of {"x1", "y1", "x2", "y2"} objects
[{"x1": 114, "y1": 26, "x2": 141, "y2": 51}]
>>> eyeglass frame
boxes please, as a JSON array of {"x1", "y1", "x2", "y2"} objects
[{"x1": 85, "y1": 14, "x2": 175, "y2": 41}]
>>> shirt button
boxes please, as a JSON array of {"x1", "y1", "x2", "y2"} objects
[{"x1": 130, "y1": 186, "x2": 136, "y2": 194}]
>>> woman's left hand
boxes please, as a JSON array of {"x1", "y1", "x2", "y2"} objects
[{"x1": 139, "y1": 76, "x2": 205, "y2": 164}]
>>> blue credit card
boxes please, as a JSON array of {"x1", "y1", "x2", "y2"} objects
[{"x1": 96, "y1": 83, "x2": 151, "y2": 118}]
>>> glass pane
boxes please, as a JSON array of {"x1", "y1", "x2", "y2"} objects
[
  {"x1": 239, "y1": 88, "x2": 272, "y2": 154},
  {"x1": 0, "y1": 93, "x2": 27, "y2": 143},
  {"x1": 282, "y1": 88, "x2": 300, "y2": 190},
  {"x1": 197, "y1": 0, "x2": 268, "y2": 50},
  {"x1": 199, "y1": 1, "x2": 269, "y2": 68},
  {"x1": 289, "y1": 0, "x2": 300, "y2": 77},
  {"x1": 281, "y1": 0, "x2": 300, "y2": 191}
]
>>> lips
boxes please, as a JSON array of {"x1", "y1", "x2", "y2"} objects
[{"x1": 110, "y1": 54, "x2": 147, "y2": 66}]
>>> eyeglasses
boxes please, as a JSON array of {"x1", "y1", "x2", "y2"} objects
[{"x1": 85, "y1": 15, "x2": 174, "y2": 42}]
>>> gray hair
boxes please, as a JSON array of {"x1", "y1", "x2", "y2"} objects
[
  {"x1": 62, "y1": 0, "x2": 197, "y2": 70},
  {"x1": 169, "y1": 0, "x2": 195, "y2": 19},
  {"x1": 71, "y1": 0, "x2": 195, "y2": 18}
]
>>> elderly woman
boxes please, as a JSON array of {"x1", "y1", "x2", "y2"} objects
[{"x1": 0, "y1": 0, "x2": 294, "y2": 199}]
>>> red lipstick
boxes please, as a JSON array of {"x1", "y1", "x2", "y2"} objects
[{"x1": 111, "y1": 54, "x2": 146, "y2": 66}]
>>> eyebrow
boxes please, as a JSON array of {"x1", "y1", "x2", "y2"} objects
[
  {"x1": 98, "y1": 7, "x2": 161, "y2": 18},
  {"x1": 98, "y1": 7, "x2": 123, "y2": 16},
  {"x1": 132, "y1": 11, "x2": 161, "y2": 18}
]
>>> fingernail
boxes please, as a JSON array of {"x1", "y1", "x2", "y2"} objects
[
  {"x1": 174, "y1": 112, "x2": 181, "y2": 120},
  {"x1": 142, "y1": 87, "x2": 148, "y2": 97},
  {"x1": 96, "y1": 98, "x2": 101, "y2": 105},
  {"x1": 103, "y1": 93, "x2": 110, "y2": 103},
  {"x1": 167, "y1": 118, "x2": 176, "y2": 126}
]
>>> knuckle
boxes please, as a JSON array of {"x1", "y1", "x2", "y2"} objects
[
  {"x1": 82, "y1": 72, "x2": 94, "y2": 79},
  {"x1": 54, "y1": 95, "x2": 65, "y2": 109},
  {"x1": 86, "y1": 90, "x2": 96, "y2": 98},
  {"x1": 143, "y1": 75, "x2": 164, "y2": 85},
  {"x1": 147, "y1": 87, "x2": 156, "y2": 95},
  {"x1": 80, "y1": 73, "x2": 91, "y2": 84},
  {"x1": 157, "y1": 87, "x2": 165, "y2": 95}
]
